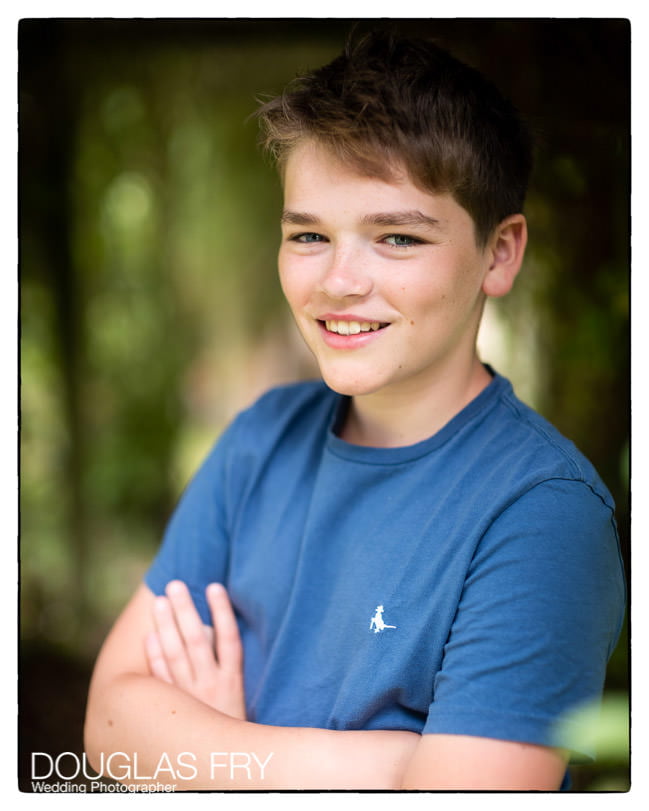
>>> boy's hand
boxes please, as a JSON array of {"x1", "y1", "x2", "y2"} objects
[{"x1": 145, "y1": 580, "x2": 246, "y2": 720}]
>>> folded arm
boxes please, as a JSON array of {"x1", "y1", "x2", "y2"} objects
[
  {"x1": 400, "y1": 734, "x2": 567, "y2": 790},
  {"x1": 85, "y1": 582, "x2": 567, "y2": 790},
  {"x1": 84, "y1": 583, "x2": 418, "y2": 790}
]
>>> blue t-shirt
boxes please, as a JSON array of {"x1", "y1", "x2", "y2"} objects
[{"x1": 145, "y1": 372, "x2": 625, "y2": 766}]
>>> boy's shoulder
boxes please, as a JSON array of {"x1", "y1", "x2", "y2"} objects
[
  {"x1": 243, "y1": 379, "x2": 336, "y2": 419},
  {"x1": 488, "y1": 375, "x2": 614, "y2": 508},
  {"x1": 230, "y1": 379, "x2": 339, "y2": 443}
]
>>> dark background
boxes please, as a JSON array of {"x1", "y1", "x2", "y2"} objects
[{"x1": 19, "y1": 18, "x2": 630, "y2": 792}]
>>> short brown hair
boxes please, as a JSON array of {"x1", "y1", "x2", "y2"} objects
[{"x1": 257, "y1": 31, "x2": 533, "y2": 245}]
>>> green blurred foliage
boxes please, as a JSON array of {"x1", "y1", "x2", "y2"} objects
[
  {"x1": 560, "y1": 691, "x2": 631, "y2": 792},
  {"x1": 19, "y1": 19, "x2": 629, "y2": 791},
  {"x1": 556, "y1": 692, "x2": 629, "y2": 764}
]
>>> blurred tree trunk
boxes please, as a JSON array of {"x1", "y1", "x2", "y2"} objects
[{"x1": 20, "y1": 22, "x2": 90, "y2": 638}]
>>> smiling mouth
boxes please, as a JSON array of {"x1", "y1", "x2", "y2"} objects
[{"x1": 321, "y1": 320, "x2": 389, "y2": 335}]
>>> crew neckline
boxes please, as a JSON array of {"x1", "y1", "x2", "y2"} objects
[{"x1": 326, "y1": 370, "x2": 511, "y2": 465}]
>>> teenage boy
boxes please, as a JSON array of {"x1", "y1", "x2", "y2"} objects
[{"x1": 84, "y1": 31, "x2": 626, "y2": 790}]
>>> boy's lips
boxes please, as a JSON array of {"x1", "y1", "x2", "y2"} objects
[
  {"x1": 315, "y1": 315, "x2": 390, "y2": 348},
  {"x1": 317, "y1": 313, "x2": 391, "y2": 329}
]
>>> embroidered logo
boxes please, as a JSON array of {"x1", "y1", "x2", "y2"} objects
[{"x1": 369, "y1": 605, "x2": 397, "y2": 633}]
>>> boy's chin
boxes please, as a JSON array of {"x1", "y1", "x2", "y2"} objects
[{"x1": 319, "y1": 370, "x2": 388, "y2": 398}]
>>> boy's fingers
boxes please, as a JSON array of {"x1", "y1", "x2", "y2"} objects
[
  {"x1": 165, "y1": 580, "x2": 218, "y2": 678},
  {"x1": 207, "y1": 583, "x2": 243, "y2": 673},
  {"x1": 153, "y1": 594, "x2": 194, "y2": 687},
  {"x1": 144, "y1": 630, "x2": 173, "y2": 684}
]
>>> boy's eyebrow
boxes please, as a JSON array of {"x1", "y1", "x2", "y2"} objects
[
  {"x1": 281, "y1": 210, "x2": 321, "y2": 226},
  {"x1": 281, "y1": 209, "x2": 442, "y2": 228},
  {"x1": 360, "y1": 210, "x2": 442, "y2": 229}
]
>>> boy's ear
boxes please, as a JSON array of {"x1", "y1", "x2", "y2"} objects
[{"x1": 481, "y1": 214, "x2": 527, "y2": 298}]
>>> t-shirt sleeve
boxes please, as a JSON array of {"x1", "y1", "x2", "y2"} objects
[
  {"x1": 144, "y1": 415, "x2": 244, "y2": 625},
  {"x1": 423, "y1": 477, "x2": 626, "y2": 759}
]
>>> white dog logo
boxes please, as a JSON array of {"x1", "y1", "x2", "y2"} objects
[{"x1": 370, "y1": 605, "x2": 397, "y2": 633}]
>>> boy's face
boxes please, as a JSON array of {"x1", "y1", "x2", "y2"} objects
[{"x1": 278, "y1": 140, "x2": 495, "y2": 400}]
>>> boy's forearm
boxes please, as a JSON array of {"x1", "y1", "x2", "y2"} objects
[{"x1": 85, "y1": 673, "x2": 419, "y2": 790}]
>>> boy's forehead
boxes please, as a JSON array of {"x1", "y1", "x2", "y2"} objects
[
  {"x1": 284, "y1": 141, "x2": 419, "y2": 205},
  {"x1": 283, "y1": 138, "x2": 407, "y2": 186},
  {"x1": 281, "y1": 143, "x2": 471, "y2": 232}
]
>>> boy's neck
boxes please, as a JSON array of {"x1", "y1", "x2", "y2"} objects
[{"x1": 339, "y1": 356, "x2": 493, "y2": 448}]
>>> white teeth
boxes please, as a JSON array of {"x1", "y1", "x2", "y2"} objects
[{"x1": 324, "y1": 320, "x2": 384, "y2": 335}]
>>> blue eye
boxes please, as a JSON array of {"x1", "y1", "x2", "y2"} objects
[
  {"x1": 291, "y1": 232, "x2": 327, "y2": 243},
  {"x1": 383, "y1": 234, "x2": 422, "y2": 248}
]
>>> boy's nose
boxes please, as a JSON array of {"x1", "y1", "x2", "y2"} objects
[{"x1": 318, "y1": 250, "x2": 373, "y2": 299}]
